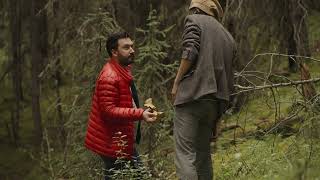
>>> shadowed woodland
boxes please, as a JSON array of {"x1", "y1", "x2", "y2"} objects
[{"x1": 1, "y1": 0, "x2": 320, "y2": 179}]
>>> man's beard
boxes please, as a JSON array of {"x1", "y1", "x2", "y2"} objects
[{"x1": 118, "y1": 54, "x2": 134, "y2": 66}]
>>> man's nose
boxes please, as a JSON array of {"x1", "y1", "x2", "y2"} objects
[{"x1": 130, "y1": 47, "x2": 135, "y2": 53}]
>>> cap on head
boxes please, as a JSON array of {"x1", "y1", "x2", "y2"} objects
[{"x1": 189, "y1": 0, "x2": 223, "y2": 19}]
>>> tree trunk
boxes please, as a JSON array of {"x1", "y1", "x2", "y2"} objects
[
  {"x1": 300, "y1": 63, "x2": 316, "y2": 100},
  {"x1": 286, "y1": 0, "x2": 311, "y2": 72},
  {"x1": 30, "y1": 0, "x2": 47, "y2": 145},
  {"x1": 223, "y1": 0, "x2": 250, "y2": 113},
  {"x1": 0, "y1": 2, "x2": 6, "y2": 49},
  {"x1": 284, "y1": 0, "x2": 297, "y2": 72},
  {"x1": 53, "y1": 0, "x2": 66, "y2": 147},
  {"x1": 285, "y1": 0, "x2": 316, "y2": 99},
  {"x1": 9, "y1": 0, "x2": 23, "y2": 146},
  {"x1": 287, "y1": 27, "x2": 298, "y2": 72}
]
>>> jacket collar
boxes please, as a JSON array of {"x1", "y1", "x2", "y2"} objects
[{"x1": 109, "y1": 58, "x2": 133, "y2": 83}]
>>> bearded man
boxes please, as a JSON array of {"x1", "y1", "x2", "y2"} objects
[{"x1": 85, "y1": 32, "x2": 157, "y2": 179}]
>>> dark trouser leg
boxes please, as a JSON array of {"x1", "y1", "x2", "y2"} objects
[
  {"x1": 131, "y1": 148, "x2": 145, "y2": 179},
  {"x1": 100, "y1": 156, "x2": 116, "y2": 180},
  {"x1": 174, "y1": 97, "x2": 219, "y2": 180},
  {"x1": 132, "y1": 148, "x2": 142, "y2": 168},
  {"x1": 100, "y1": 148, "x2": 142, "y2": 180}
]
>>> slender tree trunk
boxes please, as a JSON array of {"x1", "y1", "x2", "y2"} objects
[
  {"x1": 285, "y1": 0, "x2": 316, "y2": 99},
  {"x1": 30, "y1": 0, "x2": 47, "y2": 145},
  {"x1": 286, "y1": 0, "x2": 311, "y2": 72},
  {"x1": 298, "y1": 17, "x2": 311, "y2": 57},
  {"x1": 223, "y1": 1, "x2": 250, "y2": 113},
  {"x1": 287, "y1": 28, "x2": 298, "y2": 72},
  {"x1": 9, "y1": 0, "x2": 23, "y2": 146},
  {"x1": 53, "y1": 0, "x2": 65, "y2": 147},
  {"x1": 0, "y1": 2, "x2": 6, "y2": 49}
]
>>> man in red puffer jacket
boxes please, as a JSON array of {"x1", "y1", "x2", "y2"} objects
[{"x1": 85, "y1": 32, "x2": 157, "y2": 179}]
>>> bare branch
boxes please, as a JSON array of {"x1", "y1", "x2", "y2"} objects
[
  {"x1": 238, "y1": 53, "x2": 320, "y2": 76},
  {"x1": 233, "y1": 77, "x2": 320, "y2": 95}
]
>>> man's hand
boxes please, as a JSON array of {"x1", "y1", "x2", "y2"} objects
[
  {"x1": 171, "y1": 84, "x2": 178, "y2": 104},
  {"x1": 171, "y1": 58, "x2": 192, "y2": 104},
  {"x1": 142, "y1": 108, "x2": 157, "y2": 122}
]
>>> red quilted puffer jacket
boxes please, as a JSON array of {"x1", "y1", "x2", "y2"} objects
[{"x1": 85, "y1": 59, "x2": 144, "y2": 159}]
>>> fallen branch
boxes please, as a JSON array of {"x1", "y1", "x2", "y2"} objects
[{"x1": 233, "y1": 77, "x2": 320, "y2": 95}]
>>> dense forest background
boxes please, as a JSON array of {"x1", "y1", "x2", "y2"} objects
[{"x1": 1, "y1": 0, "x2": 320, "y2": 179}]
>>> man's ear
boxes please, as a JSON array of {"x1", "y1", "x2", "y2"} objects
[{"x1": 111, "y1": 49, "x2": 118, "y2": 57}]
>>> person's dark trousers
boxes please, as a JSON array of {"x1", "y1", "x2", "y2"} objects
[
  {"x1": 100, "y1": 148, "x2": 142, "y2": 180},
  {"x1": 174, "y1": 95, "x2": 220, "y2": 180}
]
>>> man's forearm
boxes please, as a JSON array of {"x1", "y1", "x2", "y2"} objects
[{"x1": 174, "y1": 59, "x2": 192, "y2": 85}]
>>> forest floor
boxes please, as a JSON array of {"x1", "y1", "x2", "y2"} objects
[
  {"x1": 1, "y1": 10, "x2": 320, "y2": 180},
  {"x1": 216, "y1": 11, "x2": 320, "y2": 179},
  {"x1": 157, "y1": 10, "x2": 320, "y2": 180}
]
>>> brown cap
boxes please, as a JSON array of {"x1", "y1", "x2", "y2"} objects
[{"x1": 189, "y1": 0, "x2": 223, "y2": 19}]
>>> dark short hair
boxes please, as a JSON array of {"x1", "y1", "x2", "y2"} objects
[{"x1": 106, "y1": 32, "x2": 131, "y2": 57}]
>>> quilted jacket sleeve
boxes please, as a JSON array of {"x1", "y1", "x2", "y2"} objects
[{"x1": 97, "y1": 76, "x2": 144, "y2": 122}]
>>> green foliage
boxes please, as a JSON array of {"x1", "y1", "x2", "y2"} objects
[
  {"x1": 2, "y1": 1, "x2": 320, "y2": 179},
  {"x1": 133, "y1": 8, "x2": 177, "y2": 179},
  {"x1": 107, "y1": 132, "x2": 153, "y2": 180},
  {"x1": 109, "y1": 159, "x2": 152, "y2": 180},
  {"x1": 135, "y1": 9, "x2": 177, "y2": 100},
  {"x1": 33, "y1": 7, "x2": 122, "y2": 180}
]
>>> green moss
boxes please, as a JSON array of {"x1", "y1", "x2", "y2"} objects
[{"x1": 214, "y1": 135, "x2": 320, "y2": 179}]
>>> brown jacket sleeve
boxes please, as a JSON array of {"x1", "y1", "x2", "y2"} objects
[{"x1": 181, "y1": 16, "x2": 201, "y2": 63}]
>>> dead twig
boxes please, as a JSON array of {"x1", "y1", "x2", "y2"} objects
[{"x1": 233, "y1": 77, "x2": 320, "y2": 95}]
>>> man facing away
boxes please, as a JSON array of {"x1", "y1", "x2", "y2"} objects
[
  {"x1": 171, "y1": 0, "x2": 237, "y2": 179},
  {"x1": 85, "y1": 32, "x2": 157, "y2": 179}
]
